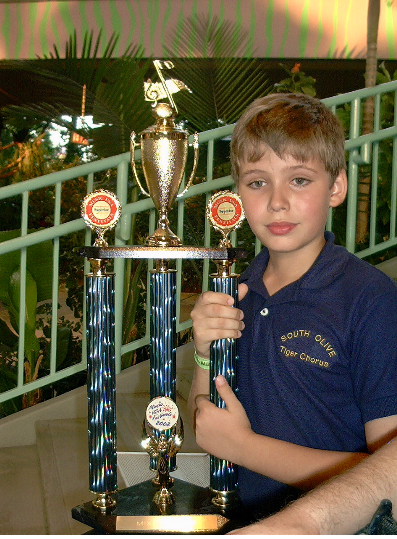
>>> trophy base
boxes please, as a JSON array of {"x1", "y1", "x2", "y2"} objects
[{"x1": 72, "y1": 479, "x2": 248, "y2": 534}]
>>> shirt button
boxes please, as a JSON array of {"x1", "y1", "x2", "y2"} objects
[{"x1": 260, "y1": 307, "x2": 269, "y2": 316}]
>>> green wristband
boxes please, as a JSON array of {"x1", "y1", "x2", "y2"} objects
[{"x1": 194, "y1": 350, "x2": 210, "y2": 370}]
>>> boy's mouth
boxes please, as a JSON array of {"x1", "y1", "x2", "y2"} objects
[{"x1": 266, "y1": 222, "x2": 297, "y2": 235}]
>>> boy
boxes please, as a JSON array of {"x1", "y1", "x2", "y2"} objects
[{"x1": 188, "y1": 93, "x2": 397, "y2": 517}]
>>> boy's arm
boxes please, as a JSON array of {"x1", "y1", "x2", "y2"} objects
[
  {"x1": 365, "y1": 414, "x2": 397, "y2": 452},
  {"x1": 195, "y1": 376, "x2": 368, "y2": 491},
  {"x1": 187, "y1": 289, "x2": 245, "y2": 423},
  {"x1": 187, "y1": 364, "x2": 209, "y2": 425},
  {"x1": 229, "y1": 437, "x2": 397, "y2": 535}
]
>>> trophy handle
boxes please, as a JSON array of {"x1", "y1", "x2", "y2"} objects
[
  {"x1": 177, "y1": 132, "x2": 199, "y2": 198},
  {"x1": 130, "y1": 132, "x2": 150, "y2": 197}
]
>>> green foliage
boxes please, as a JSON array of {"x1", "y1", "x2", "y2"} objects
[
  {"x1": 91, "y1": 57, "x2": 154, "y2": 156},
  {"x1": 8, "y1": 268, "x2": 40, "y2": 371},
  {"x1": 273, "y1": 63, "x2": 317, "y2": 96},
  {"x1": 2, "y1": 20, "x2": 273, "y2": 156},
  {"x1": 0, "y1": 133, "x2": 58, "y2": 187},
  {"x1": 329, "y1": 61, "x2": 397, "y2": 257},
  {"x1": 0, "y1": 230, "x2": 53, "y2": 305},
  {"x1": 163, "y1": 16, "x2": 270, "y2": 132},
  {"x1": 376, "y1": 61, "x2": 397, "y2": 85},
  {"x1": 2, "y1": 31, "x2": 151, "y2": 159},
  {"x1": 0, "y1": 225, "x2": 83, "y2": 415}
]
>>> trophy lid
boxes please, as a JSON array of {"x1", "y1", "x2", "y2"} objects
[
  {"x1": 153, "y1": 102, "x2": 175, "y2": 120},
  {"x1": 141, "y1": 102, "x2": 187, "y2": 135}
]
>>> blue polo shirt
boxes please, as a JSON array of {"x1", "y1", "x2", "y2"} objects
[{"x1": 237, "y1": 232, "x2": 397, "y2": 513}]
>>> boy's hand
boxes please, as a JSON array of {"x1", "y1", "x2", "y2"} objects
[
  {"x1": 238, "y1": 283, "x2": 249, "y2": 302},
  {"x1": 191, "y1": 284, "x2": 248, "y2": 359},
  {"x1": 195, "y1": 375, "x2": 253, "y2": 464}
]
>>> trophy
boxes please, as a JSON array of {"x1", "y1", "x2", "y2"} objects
[
  {"x1": 130, "y1": 59, "x2": 199, "y2": 247},
  {"x1": 207, "y1": 191, "x2": 245, "y2": 509},
  {"x1": 80, "y1": 189, "x2": 121, "y2": 512},
  {"x1": 73, "y1": 62, "x2": 247, "y2": 534}
]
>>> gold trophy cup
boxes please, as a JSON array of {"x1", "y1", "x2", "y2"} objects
[{"x1": 130, "y1": 61, "x2": 199, "y2": 247}]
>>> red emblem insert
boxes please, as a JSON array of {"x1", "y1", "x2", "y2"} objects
[
  {"x1": 86, "y1": 195, "x2": 117, "y2": 226},
  {"x1": 211, "y1": 195, "x2": 242, "y2": 228}
]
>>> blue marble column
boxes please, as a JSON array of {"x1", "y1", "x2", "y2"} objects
[
  {"x1": 86, "y1": 273, "x2": 117, "y2": 511},
  {"x1": 209, "y1": 274, "x2": 239, "y2": 507},
  {"x1": 149, "y1": 266, "x2": 177, "y2": 471}
]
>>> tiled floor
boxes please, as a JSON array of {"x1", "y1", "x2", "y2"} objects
[{"x1": 0, "y1": 445, "x2": 48, "y2": 535}]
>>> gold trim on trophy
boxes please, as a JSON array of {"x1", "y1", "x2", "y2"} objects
[
  {"x1": 115, "y1": 514, "x2": 228, "y2": 533},
  {"x1": 207, "y1": 191, "x2": 245, "y2": 277}
]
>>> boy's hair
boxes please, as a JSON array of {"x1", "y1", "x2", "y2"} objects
[{"x1": 230, "y1": 93, "x2": 346, "y2": 185}]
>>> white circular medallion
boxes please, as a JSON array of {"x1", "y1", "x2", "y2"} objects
[{"x1": 146, "y1": 396, "x2": 179, "y2": 431}]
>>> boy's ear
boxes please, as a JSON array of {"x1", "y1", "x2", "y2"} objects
[{"x1": 329, "y1": 170, "x2": 348, "y2": 208}]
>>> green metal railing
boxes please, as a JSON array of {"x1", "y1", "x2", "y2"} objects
[{"x1": 0, "y1": 80, "x2": 397, "y2": 409}]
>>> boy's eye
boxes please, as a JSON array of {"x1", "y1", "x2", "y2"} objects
[
  {"x1": 292, "y1": 177, "x2": 310, "y2": 187},
  {"x1": 248, "y1": 179, "x2": 266, "y2": 189}
]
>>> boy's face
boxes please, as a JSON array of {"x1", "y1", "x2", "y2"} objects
[{"x1": 237, "y1": 147, "x2": 347, "y2": 260}]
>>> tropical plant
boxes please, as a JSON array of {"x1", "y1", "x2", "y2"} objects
[
  {"x1": 0, "y1": 228, "x2": 81, "y2": 414},
  {"x1": 273, "y1": 63, "x2": 317, "y2": 96},
  {"x1": 2, "y1": 31, "x2": 153, "y2": 158},
  {"x1": 162, "y1": 15, "x2": 270, "y2": 132}
]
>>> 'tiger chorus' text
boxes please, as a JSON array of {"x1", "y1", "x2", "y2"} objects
[{"x1": 280, "y1": 330, "x2": 337, "y2": 369}]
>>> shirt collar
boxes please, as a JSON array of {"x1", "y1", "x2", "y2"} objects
[{"x1": 240, "y1": 232, "x2": 350, "y2": 298}]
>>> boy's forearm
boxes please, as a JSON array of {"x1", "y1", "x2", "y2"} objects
[
  {"x1": 187, "y1": 364, "x2": 209, "y2": 424},
  {"x1": 300, "y1": 448, "x2": 397, "y2": 535},
  {"x1": 300, "y1": 442, "x2": 397, "y2": 535},
  {"x1": 231, "y1": 439, "x2": 397, "y2": 535},
  {"x1": 229, "y1": 503, "x2": 320, "y2": 535},
  {"x1": 295, "y1": 440, "x2": 397, "y2": 535},
  {"x1": 235, "y1": 431, "x2": 368, "y2": 490}
]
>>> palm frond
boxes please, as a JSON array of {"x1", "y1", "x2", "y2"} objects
[
  {"x1": 161, "y1": 16, "x2": 271, "y2": 132},
  {"x1": 170, "y1": 57, "x2": 269, "y2": 132},
  {"x1": 168, "y1": 15, "x2": 252, "y2": 58},
  {"x1": 2, "y1": 31, "x2": 151, "y2": 157},
  {"x1": 90, "y1": 57, "x2": 154, "y2": 156},
  {"x1": 40, "y1": 30, "x2": 144, "y2": 92}
]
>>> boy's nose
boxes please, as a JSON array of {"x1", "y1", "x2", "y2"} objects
[{"x1": 267, "y1": 186, "x2": 289, "y2": 212}]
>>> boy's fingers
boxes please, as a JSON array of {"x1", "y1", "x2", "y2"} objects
[
  {"x1": 191, "y1": 296, "x2": 243, "y2": 322},
  {"x1": 198, "y1": 290, "x2": 235, "y2": 306},
  {"x1": 215, "y1": 375, "x2": 240, "y2": 411},
  {"x1": 195, "y1": 394, "x2": 210, "y2": 408},
  {"x1": 215, "y1": 376, "x2": 250, "y2": 429},
  {"x1": 196, "y1": 377, "x2": 236, "y2": 409},
  {"x1": 238, "y1": 283, "x2": 249, "y2": 302}
]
